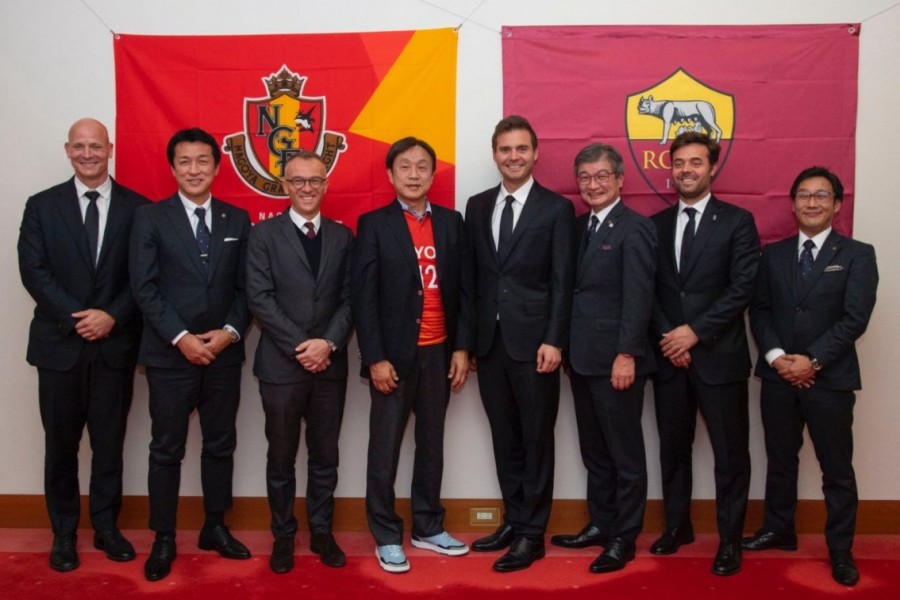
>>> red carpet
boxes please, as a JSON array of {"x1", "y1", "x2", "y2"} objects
[{"x1": 1, "y1": 531, "x2": 898, "y2": 599}]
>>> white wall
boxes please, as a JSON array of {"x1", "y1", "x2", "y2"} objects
[{"x1": 2, "y1": 0, "x2": 898, "y2": 505}]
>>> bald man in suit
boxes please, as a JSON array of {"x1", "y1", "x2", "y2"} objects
[{"x1": 19, "y1": 118, "x2": 148, "y2": 572}]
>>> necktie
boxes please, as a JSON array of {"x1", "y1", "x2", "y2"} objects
[
  {"x1": 799, "y1": 239, "x2": 816, "y2": 279},
  {"x1": 498, "y1": 195, "x2": 514, "y2": 254},
  {"x1": 584, "y1": 215, "x2": 599, "y2": 251},
  {"x1": 195, "y1": 207, "x2": 211, "y2": 275},
  {"x1": 304, "y1": 222, "x2": 317, "y2": 240},
  {"x1": 679, "y1": 207, "x2": 697, "y2": 273},
  {"x1": 84, "y1": 191, "x2": 100, "y2": 266}
]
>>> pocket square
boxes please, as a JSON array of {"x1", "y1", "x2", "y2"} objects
[
  {"x1": 601, "y1": 244, "x2": 613, "y2": 250},
  {"x1": 224, "y1": 237, "x2": 240, "y2": 242},
  {"x1": 824, "y1": 265, "x2": 844, "y2": 272}
]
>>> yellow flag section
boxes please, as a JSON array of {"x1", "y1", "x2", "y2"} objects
[{"x1": 351, "y1": 28, "x2": 457, "y2": 166}]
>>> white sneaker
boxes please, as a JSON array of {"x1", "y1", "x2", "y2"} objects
[
  {"x1": 411, "y1": 531, "x2": 470, "y2": 556},
  {"x1": 375, "y1": 544, "x2": 410, "y2": 573}
]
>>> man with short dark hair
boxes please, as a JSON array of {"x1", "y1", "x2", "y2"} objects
[
  {"x1": 743, "y1": 167, "x2": 877, "y2": 587},
  {"x1": 247, "y1": 151, "x2": 354, "y2": 573},
  {"x1": 649, "y1": 131, "x2": 760, "y2": 576},
  {"x1": 352, "y1": 137, "x2": 473, "y2": 574},
  {"x1": 466, "y1": 115, "x2": 575, "y2": 572},
  {"x1": 130, "y1": 127, "x2": 252, "y2": 582},
  {"x1": 18, "y1": 118, "x2": 148, "y2": 572},
  {"x1": 550, "y1": 142, "x2": 656, "y2": 574}
]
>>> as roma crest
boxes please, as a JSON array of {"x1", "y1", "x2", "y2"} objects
[
  {"x1": 224, "y1": 66, "x2": 347, "y2": 198},
  {"x1": 626, "y1": 68, "x2": 734, "y2": 205}
]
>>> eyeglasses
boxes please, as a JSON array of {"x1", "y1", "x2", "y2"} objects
[
  {"x1": 284, "y1": 177, "x2": 326, "y2": 190},
  {"x1": 795, "y1": 190, "x2": 833, "y2": 202},
  {"x1": 576, "y1": 171, "x2": 616, "y2": 186}
]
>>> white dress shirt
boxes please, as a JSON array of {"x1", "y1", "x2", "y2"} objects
[
  {"x1": 674, "y1": 193, "x2": 711, "y2": 272},
  {"x1": 74, "y1": 177, "x2": 112, "y2": 253},
  {"x1": 492, "y1": 178, "x2": 534, "y2": 250}
]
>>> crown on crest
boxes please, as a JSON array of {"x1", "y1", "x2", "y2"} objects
[{"x1": 265, "y1": 67, "x2": 305, "y2": 98}]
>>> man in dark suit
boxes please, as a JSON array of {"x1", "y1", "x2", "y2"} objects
[
  {"x1": 466, "y1": 115, "x2": 575, "y2": 572},
  {"x1": 246, "y1": 151, "x2": 354, "y2": 574},
  {"x1": 649, "y1": 132, "x2": 760, "y2": 576},
  {"x1": 743, "y1": 167, "x2": 878, "y2": 587},
  {"x1": 352, "y1": 137, "x2": 473, "y2": 574},
  {"x1": 550, "y1": 143, "x2": 657, "y2": 573},
  {"x1": 18, "y1": 118, "x2": 148, "y2": 572},
  {"x1": 130, "y1": 128, "x2": 252, "y2": 582}
]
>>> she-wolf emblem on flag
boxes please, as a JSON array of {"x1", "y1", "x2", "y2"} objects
[
  {"x1": 626, "y1": 68, "x2": 734, "y2": 204},
  {"x1": 224, "y1": 65, "x2": 347, "y2": 198}
]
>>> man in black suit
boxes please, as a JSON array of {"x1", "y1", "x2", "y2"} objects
[
  {"x1": 18, "y1": 118, "x2": 148, "y2": 572},
  {"x1": 466, "y1": 115, "x2": 575, "y2": 572},
  {"x1": 352, "y1": 137, "x2": 473, "y2": 574},
  {"x1": 649, "y1": 132, "x2": 760, "y2": 576},
  {"x1": 550, "y1": 143, "x2": 657, "y2": 573},
  {"x1": 743, "y1": 167, "x2": 878, "y2": 587},
  {"x1": 246, "y1": 151, "x2": 354, "y2": 573},
  {"x1": 130, "y1": 128, "x2": 252, "y2": 582}
]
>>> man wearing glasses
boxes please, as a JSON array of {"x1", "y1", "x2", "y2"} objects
[
  {"x1": 744, "y1": 167, "x2": 878, "y2": 587},
  {"x1": 246, "y1": 151, "x2": 354, "y2": 573}
]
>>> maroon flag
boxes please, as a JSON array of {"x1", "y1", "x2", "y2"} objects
[{"x1": 503, "y1": 25, "x2": 860, "y2": 244}]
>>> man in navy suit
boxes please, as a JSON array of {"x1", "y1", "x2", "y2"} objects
[
  {"x1": 352, "y1": 137, "x2": 473, "y2": 574},
  {"x1": 649, "y1": 132, "x2": 760, "y2": 576},
  {"x1": 18, "y1": 118, "x2": 148, "y2": 572},
  {"x1": 466, "y1": 116, "x2": 575, "y2": 572},
  {"x1": 743, "y1": 167, "x2": 878, "y2": 587},
  {"x1": 550, "y1": 143, "x2": 657, "y2": 574},
  {"x1": 246, "y1": 151, "x2": 354, "y2": 573},
  {"x1": 130, "y1": 128, "x2": 252, "y2": 582}
]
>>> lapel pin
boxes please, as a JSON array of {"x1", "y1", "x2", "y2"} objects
[
  {"x1": 608, "y1": 221, "x2": 614, "y2": 228},
  {"x1": 221, "y1": 213, "x2": 226, "y2": 218},
  {"x1": 712, "y1": 214, "x2": 717, "y2": 221}
]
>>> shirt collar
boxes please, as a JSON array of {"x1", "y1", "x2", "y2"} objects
[
  {"x1": 74, "y1": 176, "x2": 112, "y2": 201},
  {"x1": 396, "y1": 198, "x2": 432, "y2": 220},
  {"x1": 289, "y1": 208, "x2": 321, "y2": 231},
  {"x1": 178, "y1": 192, "x2": 212, "y2": 214},
  {"x1": 591, "y1": 198, "x2": 620, "y2": 225},
  {"x1": 678, "y1": 193, "x2": 711, "y2": 216},
  {"x1": 497, "y1": 177, "x2": 535, "y2": 206},
  {"x1": 799, "y1": 227, "x2": 832, "y2": 251}
]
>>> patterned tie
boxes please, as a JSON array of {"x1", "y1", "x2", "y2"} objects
[
  {"x1": 799, "y1": 239, "x2": 816, "y2": 279},
  {"x1": 679, "y1": 207, "x2": 697, "y2": 273},
  {"x1": 498, "y1": 195, "x2": 514, "y2": 254},
  {"x1": 84, "y1": 190, "x2": 100, "y2": 266},
  {"x1": 195, "y1": 207, "x2": 211, "y2": 275},
  {"x1": 304, "y1": 222, "x2": 317, "y2": 240},
  {"x1": 584, "y1": 215, "x2": 599, "y2": 251}
]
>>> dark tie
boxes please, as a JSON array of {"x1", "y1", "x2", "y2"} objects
[
  {"x1": 799, "y1": 239, "x2": 816, "y2": 279},
  {"x1": 498, "y1": 195, "x2": 514, "y2": 254},
  {"x1": 304, "y1": 222, "x2": 317, "y2": 240},
  {"x1": 195, "y1": 207, "x2": 211, "y2": 274},
  {"x1": 584, "y1": 215, "x2": 599, "y2": 251},
  {"x1": 84, "y1": 191, "x2": 100, "y2": 266},
  {"x1": 679, "y1": 207, "x2": 697, "y2": 273}
]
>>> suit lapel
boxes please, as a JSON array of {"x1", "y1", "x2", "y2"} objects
[
  {"x1": 385, "y1": 202, "x2": 419, "y2": 278},
  {"x1": 276, "y1": 210, "x2": 312, "y2": 274},
  {"x1": 96, "y1": 181, "x2": 127, "y2": 270},
  {"x1": 164, "y1": 196, "x2": 207, "y2": 279},
  {"x1": 208, "y1": 199, "x2": 230, "y2": 280},
  {"x1": 317, "y1": 218, "x2": 337, "y2": 287},
  {"x1": 499, "y1": 183, "x2": 542, "y2": 265},
  {"x1": 658, "y1": 206, "x2": 678, "y2": 280},
  {"x1": 577, "y1": 202, "x2": 623, "y2": 281},
  {"x1": 431, "y1": 207, "x2": 449, "y2": 279},
  {"x1": 481, "y1": 186, "x2": 502, "y2": 265},
  {"x1": 56, "y1": 179, "x2": 94, "y2": 270},
  {"x1": 775, "y1": 235, "x2": 801, "y2": 303}
]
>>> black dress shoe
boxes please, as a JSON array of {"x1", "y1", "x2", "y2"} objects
[
  {"x1": 741, "y1": 530, "x2": 798, "y2": 551},
  {"x1": 49, "y1": 535, "x2": 79, "y2": 572},
  {"x1": 649, "y1": 527, "x2": 695, "y2": 555},
  {"x1": 198, "y1": 525, "x2": 251, "y2": 559},
  {"x1": 712, "y1": 542, "x2": 742, "y2": 576},
  {"x1": 551, "y1": 524, "x2": 609, "y2": 549},
  {"x1": 493, "y1": 537, "x2": 545, "y2": 572},
  {"x1": 472, "y1": 523, "x2": 514, "y2": 552},
  {"x1": 144, "y1": 534, "x2": 176, "y2": 582},
  {"x1": 589, "y1": 537, "x2": 635, "y2": 573},
  {"x1": 830, "y1": 549, "x2": 860, "y2": 586},
  {"x1": 269, "y1": 538, "x2": 294, "y2": 574},
  {"x1": 93, "y1": 528, "x2": 136, "y2": 562},
  {"x1": 310, "y1": 532, "x2": 346, "y2": 568}
]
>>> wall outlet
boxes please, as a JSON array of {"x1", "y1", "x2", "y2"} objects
[{"x1": 469, "y1": 507, "x2": 500, "y2": 526}]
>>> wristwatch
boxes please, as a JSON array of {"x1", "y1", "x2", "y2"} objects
[
  {"x1": 810, "y1": 357, "x2": 822, "y2": 371},
  {"x1": 324, "y1": 339, "x2": 338, "y2": 353}
]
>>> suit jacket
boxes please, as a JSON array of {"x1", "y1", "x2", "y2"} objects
[
  {"x1": 750, "y1": 231, "x2": 878, "y2": 391},
  {"x1": 465, "y1": 181, "x2": 575, "y2": 361},
  {"x1": 352, "y1": 200, "x2": 473, "y2": 379},
  {"x1": 18, "y1": 177, "x2": 149, "y2": 371},
  {"x1": 130, "y1": 194, "x2": 251, "y2": 369},
  {"x1": 247, "y1": 210, "x2": 354, "y2": 383},
  {"x1": 569, "y1": 201, "x2": 658, "y2": 377},
  {"x1": 650, "y1": 195, "x2": 760, "y2": 385}
]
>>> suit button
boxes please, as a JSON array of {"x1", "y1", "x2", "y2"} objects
[
  {"x1": 795, "y1": 307, "x2": 801, "y2": 312},
  {"x1": 680, "y1": 292, "x2": 686, "y2": 298},
  {"x1": 416, "y1": 318, "x2": 421, "y2": 324}
]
